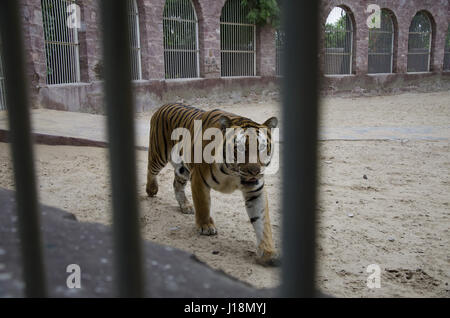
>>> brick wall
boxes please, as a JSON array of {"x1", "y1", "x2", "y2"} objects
[
  {"x1": 320, "y1": 0, "x2": 450, "y2": 94},
  {"x1": 14, "y1": 0, "x2": 450, "y2": 113}
]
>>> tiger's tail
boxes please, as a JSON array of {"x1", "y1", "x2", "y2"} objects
[{"x1": 146, "y1": 106, "x2": 171, "y2": 196}]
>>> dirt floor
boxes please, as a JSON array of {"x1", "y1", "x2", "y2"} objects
[{"x1": 0, "y1": 91, "x2": 449, "y2": 297}]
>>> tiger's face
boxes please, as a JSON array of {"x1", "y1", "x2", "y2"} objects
[{"x1": 219, "y1": 116, "x2": 278, "y2": 184}]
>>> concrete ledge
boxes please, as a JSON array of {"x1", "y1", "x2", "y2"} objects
[
  {"x1": 0, "y1": 109, "x2": 149, "y2": 150},
  {"x1": 0, "y1": 130, "x2": 109, "y2": 149},
  {"x1": 35, "y1": 77, "x2": 280, "y2": 114},
  {"x1": 0, "y1": 187, "x2": 276, "y2": 297},
  {"x1": 321, "y1": 72, "x2": 450, "y2": 96}
]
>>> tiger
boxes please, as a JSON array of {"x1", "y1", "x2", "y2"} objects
[{"x1": 146, "y1": 103, "x2": 279, "y2": 266}]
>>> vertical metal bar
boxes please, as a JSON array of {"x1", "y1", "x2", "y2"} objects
[
  {"x1": 163, "y1": 6, "x2": 167, "y2": 79},
  {"x1": 64, "y1": 0, "x2": 70, "y2": 83},
  {"x1": 195, "y1": 4, "x2": 200, "y2": 78},
  {"x1": 56, "y1": 0, "x2": 63, "y2": 83},
  {"x1": 0, "y1": 0, "x2": 47, "y2": 297},
  {"x1": 349, "y1": 13, "x2": 353, "y2": 74},
  {"x1": 135, "y1": 0, "x2": 142, "y2": 80},
  {"x1": 390, "y1": 15, "x2": 394, "y2": 73},
  {"x1": 58, "y1": 0, "x2": 63, "y2": 83},
  {"x1": 281, "y1": 0, "x2": 319, "y2": 298},
  {"x1": 100, "y1": 0, "x2": 144, "y2": 298},
  {"x1": 427, "y1": 17, "x2": 431, "y2": 72},
  {"x1": 253, "y1": 23, "x2": 256, "y2": 76}
]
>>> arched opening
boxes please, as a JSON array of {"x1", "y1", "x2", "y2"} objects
[
  {"x1": 0, "y1": 38, "x2": 6, "y2": 110},
  {"x1": 407, "y1": 11, "x2": 433, "y2": 72},
  {"x1": 127, "y1": 0, "x2": 142, "y2": 80},
  {"x1": 324, "y1": 6, "x2": 354, "y2": 75},
  {"x1": 220, "y1": 0, "x2": 256, "y2": 77},
  {"x1": 163, "y1": 0, "x2": 200, "y2": 79},
  {"x1": 368, "y1": 9, "x2": 396, "y2": 74}
]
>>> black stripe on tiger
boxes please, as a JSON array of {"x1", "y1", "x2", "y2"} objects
[
  {"x1": 245, "y1": 194, "x2": 261, "y2": 207},
  {"x1": 199, "y1": 171, "x2": 211, "y2": 189},
  {"x1": 220, "y1": 165, "x2": 229, "y2": 175},
  {"x1": 210, "y1": 166, "x2": 219, "y2": 184},
  {"x1": 247, "y1": 183, "x2": 264, "y2": 193},
  {"x1": 250, "y1": 216, "x2": 259, "y2": 223}
]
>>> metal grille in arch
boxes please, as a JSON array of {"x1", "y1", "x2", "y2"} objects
[
  {"x1": 127, "y1": 0, "x2": 143, "y2": 80},
  {"x1": 163, "y1": 0, "x2": 200, "y2": 79},
  {"x1": 368, "y1": 10, "x2": 394, "y2": 74},
  {"x1": 324, "y1": 7, "x2": 353, "y2": 75},
  {"x1": 407, "y1": 12, "x2": 432, "y2": 73},
  {"x1": 220, "y1": 0, "x2": 256, "y2": 77}
]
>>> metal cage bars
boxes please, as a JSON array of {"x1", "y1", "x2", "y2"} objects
[
  {"x1": 443, "y1": 25, "x2": 450, "y2": 71},
  {"x1": 0, "y1": 0, "x2": 47, "y2": 297},
  {"x1": 41, "y1": 0, "x2": 80, "y2": 85},
  {"x1": 163, "y1": 0, "x2": 200, "y2": 79},
  {"x1": 407, "y1": 12, "x2": 432, "y2": 73},
  {"x1": 1, "y1": 0, "x2": 319, "y2": 298},
  {"x1": 368, "y1": 10, "x2": 395, "y2": 74},
  {"x1": 127, "y1": 0, "x2": 143, "y2": 80},
  {"x1": 0, "y1": 39, "x2": 6, "y2": 110},
  {"x1": 324, "y1": 8, "x2": 353, "y2": 75},
  {"x1": 220, "y1": 0, "x2": 256, "y2": 77}
]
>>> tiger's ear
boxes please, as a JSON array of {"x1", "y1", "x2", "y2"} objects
[
  {"x1": 218, "y1": 116, "x2": 232, "y2": 130},
  {"x1": 263, "y1": 116, "x2": 278, "y2": 129}
]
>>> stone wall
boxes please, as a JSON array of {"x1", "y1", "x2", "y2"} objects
[
  {"x1": 319, "y1": 0, "x2": 450, "y2": 95},
  {"x1": 14, "y1": 0, "x2": 450, "y2": 113}
]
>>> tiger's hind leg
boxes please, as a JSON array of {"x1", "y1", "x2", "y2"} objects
[{"x1": 173, "y1": 163, "x2": 194, "y2": 214}]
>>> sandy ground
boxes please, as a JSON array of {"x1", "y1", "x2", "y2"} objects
[{"x1": 0, "y1": 91, "x2": 449, "y2": 297}]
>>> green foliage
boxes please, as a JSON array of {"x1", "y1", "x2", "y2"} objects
[
  {"x1": 241, "y1": 0, "x2": 281, "y2": 28},
  {"x1": 325, "y1": 15, "x2": 349, "y2": 49}
]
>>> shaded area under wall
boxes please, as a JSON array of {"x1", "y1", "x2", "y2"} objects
[{"x1": 0, "y1": 187, "x2": 276, "y2": 297}]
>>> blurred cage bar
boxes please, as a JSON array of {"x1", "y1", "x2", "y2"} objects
[
  {"x1": 41, "y1": 0, "x2": 80, "y2": 84},
  {"x1": 368, "y1": 10, "x2": 394, "y2": 74},
  {"x1": 0, "y1": 0, "x2": 318, "y2": 298},
  {"x1": 0, "y1": 38, "x2": 6, "y2": 110},
  {"x1": 0, "y1": 0, "x2": 47, "y2": 297},
  {"x1": 407, "y1": 12, "x2": 432, "y2": 73},
  {"x1": 275, "y1": 29, "x2": 284, "y2": 76},
  {"x1": 281, "y1": 0, "x2": 319, "y2": 297},
  {"x1": 220, "y1": 0, "x2": 256, "y2": 77},
  {"x1": 444, "y1": 25, "x2": 450, "y2": 71},
  {"x1": 324, "y1": 7, "x2": 353, "y2": 75},
  {"x1": 163, "y1": 0, "x2": 200, "y2": 79},
  {"x1": 100, "y1": 0, "x2": 144, "y2": 297},
  {"x1": 127, "y1": 0, "x2": 143, "y2": 80}
]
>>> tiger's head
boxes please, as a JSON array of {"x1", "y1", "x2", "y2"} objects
[{"x1": 218, "y1": 116, "x2": 278, "y2": 184}]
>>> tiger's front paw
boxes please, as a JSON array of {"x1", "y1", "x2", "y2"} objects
[
  {"x1": 256, "y1": 250, "x2": 281, "y2": 267},
  {"x1": 146, "y1": 181, "x2": 158, "y2": 197},
  {"x1": 197, "y1": 222, "x2": 217, "y2": 236}
]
